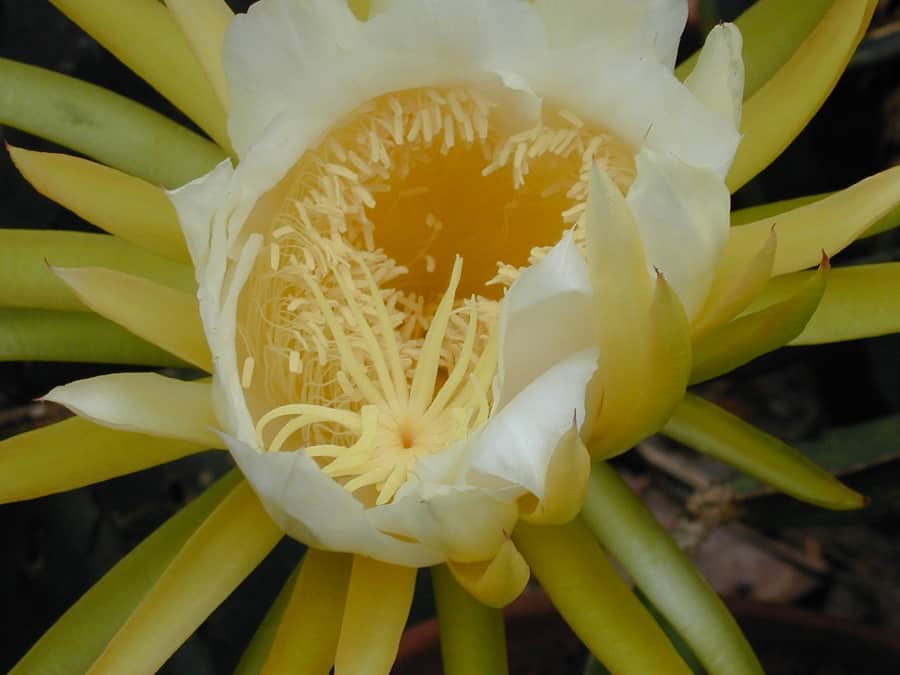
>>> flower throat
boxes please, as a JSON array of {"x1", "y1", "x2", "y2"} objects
[{"x1": 237, "y1": 85, "x2": 634, "y2": 505}]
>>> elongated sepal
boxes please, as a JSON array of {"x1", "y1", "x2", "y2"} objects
[
  {"x1": 584, "y1": 168, "x2": 691, "y2": 458},
  {"x1": 663, "y1": 394, "x2": 864, "y2": 510},
  {"x1": 432, "y1": 565, "x2": 509, "y2": 675},
  {"x1": 447, "y1": 539, "x2": 530, "y2": 609},
  {"x1": 590, "y1": 272, "x2": 691, "y2": 458},
  {"x1": 334, "y1": 557, "x2": 416, "y2": 675},
  {"x1": 263, "y1": 549, "x2": 351, "y2": 675},
  {"x1": 691, "y1": 254, "x2": 828, "y2": 383},
  {"x1": 513, "y1": 520, "x2": 693, "y2": 675},
  {"x1": 10, "y1": 471, "x2": 241, "y2": 675},
  {"x1": 0, "y1": 58, "x2": 224, "y2": 187},
  {"x1": 165, "y1": 0, "x2": 234, "y2": 109},
  {"x1": 49, "y1": 0, "x2": 229, "y2": 149},
  {"x1": 0, "y1": 308, "x2": 186, "y2": 367},
  {"x1": 8, "y1": 146, "x2": 189, "y2": 263},
  {"x1": 752, "y1": 262, "x2": 900, "y2": 345},
  {"x1": 582, "y1": 464, "x2": 764, "y2": 675},
  {"x1": 87, "y1": 480, "x2": 281, "y2": 674},
  {"x1": 721, "y1": 166, "x2": 900, "y2": 279},
  {"x1": 727, "y1": 0, "x2": 877, "y2": 192},
  {"x1": 53, "y1": 266, "x2": 211, "y2": 371},
  {"x1": 692, "y1": 229, "x2": 776, "y2": 340},
  {"x1": 0, "y1": 416, "x2": 203, "y2": 504},
  {"x1": 0, "y1": 229, "x2": 194, "y2": 312},
  {"x1": 234, "y1": 566, "x2": 299, "y2": 675},
  {"x1": 733, "y1": 195, "x2": 900, "y2": 240},
  {"x1": 519, "y1": 422, "x2": 590, "y2": 525}
]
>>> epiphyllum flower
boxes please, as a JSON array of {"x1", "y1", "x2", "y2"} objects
[
  {"x1": 160, "y1": 0, "x2": 742, "y2": 577},
  {"x1": 3, "y1": 0, "x2": 900, "y2": 674}
]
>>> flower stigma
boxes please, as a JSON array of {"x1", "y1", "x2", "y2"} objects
[{"x1": 237, "y1": 85, "x2": 635, "y2": 506}]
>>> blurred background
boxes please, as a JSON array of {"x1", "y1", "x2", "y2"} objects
[{"x1": 1, "y1": 0, "x2": 899, "y2": 672}]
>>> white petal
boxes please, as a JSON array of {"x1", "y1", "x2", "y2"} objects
[
  {"x1": 223, "y1": 0, "x2": 544, "y2": 158},
  {"x1": 685, "y1": 23, "x2": 745, "y2": 128},
  {"x1": 169, "y1": 161, "x2": 265, "y2": 445},
  {"x1": 525, "y1": 46, "x2": 740, "y2": 177},
  {"x1": 167, "y1": 158, "x2": 233, "y2": 273},
  {"x1": 44, "y1": 373, "x2": 218, "y2": 446},
  {"x1": 224, "y1": 434, "x2": 442, "y2": 567},
  {"x1": 627, "y1": 147, "x2": 731, "y2": 319},
  {"x1": 534, "y1": 0, "x2": 687, "y2": 68},
  {"x1": 494, "y1": 232, "x2": 595, "y2": 410},
  {"x1": 644, "y1": 0, "x2": 690, "y2": 68},
  {"x1": 469, "y1": 347, "x2": 598, "y2": 498},
  {"x1": 367, "y1": 480, "x2": 519, "y2": 563}
]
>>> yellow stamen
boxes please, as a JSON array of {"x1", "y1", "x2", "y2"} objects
[{"x1": 235, "y1": 85, "x2": 635, "y2": 506}]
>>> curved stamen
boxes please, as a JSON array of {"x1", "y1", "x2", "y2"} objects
[
  {"x1": 425, "y1": 297, "x2": 479, "y2": 422},
  {"x1": 408, "y1": 256, "x2": 463, "y2": 413}
]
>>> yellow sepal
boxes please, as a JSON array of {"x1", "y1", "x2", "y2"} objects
[
  {"x1": 263, "y1": 549, "x2": 351, "y2": 675},
  {"x1": 583, "y1": 168, "x2": 690, "y2": 458},
  {"x1": 727, "y1": 0, "x2": 877, "y2": 191},
  {"x1": 691, "y1": 255, "x2": 829, "y2": 384},
  {"x1": 88, "y1": 481, "x2": 282, "y2": 674},
  {"x1": 718, "y1": 166, "x2": 900, "y2": 279},
  {"x1": 0, "y1": 416, "x2": 202, "y2": 504},
  {"x1": 53, "y1": 266, "x2": 211, "y2": 372},
  {"x1": 334, "y1": 556, "x2": 416, "y2": 675},
  {"x1": 519, "y1": 423, "x2": 591, "y2": 525},
  {"x1": 9, "y1": 146, "x2": 189, "y2": 263},
  {"x1": 513, "y1": 519, "x2": 693, "y2": 674},
  {"x1": 49, "y1": 0, "x2": 229, "y2": 149},
  {"x1": 164, "y1": 0, "x2": 234, "y2": 110},
  {"x1": 692, "y1": 229, "x2": 776, "y2": 341},
  {"x1": 447, "y1": 538, "x2": 530, "y2": 609}
]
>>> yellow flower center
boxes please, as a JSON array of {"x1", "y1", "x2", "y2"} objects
[{"x1": 237, "y1": 85, "x2": 634, "y2": 505}]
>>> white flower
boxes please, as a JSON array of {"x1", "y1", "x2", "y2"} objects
[{"x1": 167, "y1": 0, "x2": 743, "y2": 601}]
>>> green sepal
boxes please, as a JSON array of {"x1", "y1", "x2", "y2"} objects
[
  {"x1": 0, "y1": 58, "x2": 225, "y2": 187},
  {"x1": 752, "y1": 262, "x2": 900, "y2": 345},
  {"x1": 0, "y1": 308, "x2": 187, "y2": 366},
  {"x1": 663, "y1": 394, "x2": 864, "y2": 510},
  {"x1": 690, "y1": 257, "x2": 828, "y2": 383},
  {"x1": 233, "y1": 565, "x2": 300, "y2": 675},
  {"x1": 432, "y1": 564, "x2": 509, "y2": 675},
  {"x1": 0, "y1": 229, "x2": 195, "y2": 312},
  {"x1": 732, "y1": 196, "x2": 900, "y2": 240},
  {"x1": 726, "y1": 0, "x2": 877, "y2": 192},
  {"x1": 10, "y1": 470, "x2": 241, "y2": 675},
  {"x1": 513, "y1": 519, "x2": 694, "y2": 675},
  {"x1": 582, "y1": 463, "x2": 763, "y2": 675}
]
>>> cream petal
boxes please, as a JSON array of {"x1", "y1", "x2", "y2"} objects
[
  {"x1": 534, "y1": 0, "x2": 687, "y2": 68},
  {"x1": 494, "y1": 232, "x2": 595, "y2": 410},
  {"x1": 167, "y1": 158, "x2": 233, "y2": 273},
  {"x1": 224, "y1": 434, "x2": 442, "y2": 567},
  {"x1": 469, "y1": 347, "x2": 598, "y2": 498},
  {"x1": 627, "y1": 147, "x2": 731, "y2": 320},
  {"x1": 367, "y1": 481, "x2": 519, "y2": 563},
  {"x1": 223, "y1": 0, "x2": 544, "y2": 158},
  {"x1": 222, "y1": 0, "x2": 732, "y2": 185},
  {"x1": 685, "y1": 23, "x2": 744, "y2": 128},
  {"x1": 643, "y1": 0, "x2": 690, "y2": 69},
  {"x1": 43, "y1": 373, "x2": 218, "y2": 447},
  {"x1": 525, "y1": 46, "x2": 740, "y2": 177}
]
